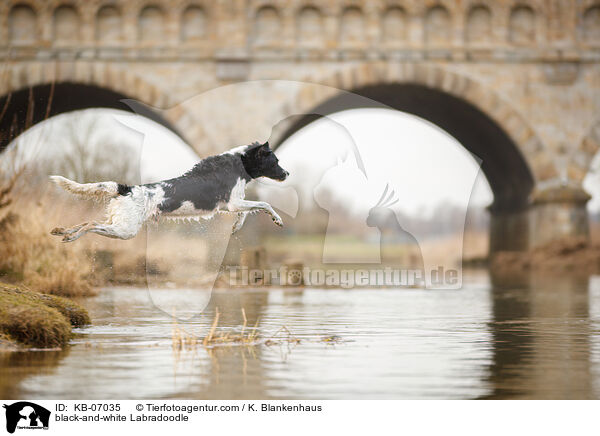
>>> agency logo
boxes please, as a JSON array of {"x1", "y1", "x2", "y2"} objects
[{"x1": 2, "y1": 402, "x2": 50, "y2": 434}]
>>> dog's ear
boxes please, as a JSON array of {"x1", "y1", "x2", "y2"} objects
[{"x1": 258, "y1": 142, "x2": 271, "y2": 155}]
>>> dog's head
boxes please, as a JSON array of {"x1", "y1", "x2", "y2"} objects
[{"x1": 242, "y1": 142, "x2": 289, "y2": 181}]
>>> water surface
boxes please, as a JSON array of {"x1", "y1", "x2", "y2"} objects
[{"x1": 1, "y1": 273, "x2": 599, "y2": 399}]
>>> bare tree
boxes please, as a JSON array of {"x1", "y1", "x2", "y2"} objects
[{"x1": 47, "y1": 115, "x2": 140, "y2": 185}]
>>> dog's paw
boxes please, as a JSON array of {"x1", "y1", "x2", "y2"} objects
[
  {"x1": 50, "y1": 227, "x2": 65, "y2": 236},
  {"x1": 231, "y1": 213, "x2": 247, "y2": 234},
  {"x1": 272, "y1": 215, "x2": 283, "y2": 227}
]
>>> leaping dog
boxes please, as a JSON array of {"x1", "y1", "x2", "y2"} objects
[{"x1": 50, "y1": 141, "x2": 289, "y2": 242}]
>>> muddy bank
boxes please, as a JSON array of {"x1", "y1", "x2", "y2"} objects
[
  {"x1": 0, "y1": 283, "x2": 90, "y2": 350},
  {"x1": 491, "y1": 237, "x2": 600, "y2": 274}
]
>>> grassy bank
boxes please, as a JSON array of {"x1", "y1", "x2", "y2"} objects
[
  {"x1": 0, "y1": 282, "x2": 90, "y2": 349},
  {"x1": 491, "y1": 237, "x2": 600, "y2": 275}
]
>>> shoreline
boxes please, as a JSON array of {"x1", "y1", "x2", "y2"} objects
[{"x1": 0, "y1": 282, "x2": 91, "y2": 351}]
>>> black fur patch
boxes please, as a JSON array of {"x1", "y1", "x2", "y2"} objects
[
  {"x1": 240, "y1": 144, "x2": 263, "y2": 179},
  {"x1": 156, "y1": 154, "x2": 251, "y2": 213},
  {"x1": 117, "y1": 184, "x2": 132, "y2": 196},
  {"x1": 241, "y1": 142, "x2": 288, "y2": 181}
]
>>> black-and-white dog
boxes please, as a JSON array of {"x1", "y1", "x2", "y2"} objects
[{"x1": 50, "y1": 141, "x2": 289, "y2": 242}]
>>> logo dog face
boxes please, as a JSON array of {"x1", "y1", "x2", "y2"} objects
[{"x1": 3, "y1": 402, "x2": 50, "y2": 434}]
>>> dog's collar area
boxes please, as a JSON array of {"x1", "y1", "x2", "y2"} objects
[{"x1": 240, "y1": 153, "x2": 261, "y2": 179}]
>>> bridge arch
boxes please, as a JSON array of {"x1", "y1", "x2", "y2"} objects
[
  {"x1": 0, "y1": 63, "x2": 200, "y2": 151},
  {"x1": 579, "y1": 120, "x2": 600, "y2": 179},
  {"x1": 270, "y1": 64, "x2": 558, "y2": 251},
  {"x1": 276, "y1": 64, "x2": 555, "y2": 194}
]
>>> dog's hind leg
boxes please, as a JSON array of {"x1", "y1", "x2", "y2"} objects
[
  {"x1": 86, "y1": 223, "x2": 138, "y2": 240},
  {"x1": 51, "y1": 222, "x2": 89, "y2": 236},
  {"x1": 62, "y1": 221, "x2": 141, "y2": 242},
  {"x1": 60, "y1": 221, "x2": 102, "y2": 242}
]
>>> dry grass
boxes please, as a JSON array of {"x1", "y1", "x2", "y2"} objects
[
  {"x1": 172, "y1": 308, "x2": 261, "y2": 350},
  {"x1": 0, "y1": 206, "x2": 94, "y2": 297},
  {"x1": 491, "y1": 236, "x2": 600, "y2": 274},
  {"x1": 264, "y1": 231, "x2": 489, "y2": 269},
  {"x1": 26, "y1": 288, "x2": 91, "y2": 326},
  {"x1": 591, "y1": 221, "x2": 600, "y2": 245},
  {"x1": 0, "y1": 186, "x2": 224, "y2": 292},
  {"x1": 0, "y1": 282, "x2": 90, "y2": 348},
  {"x1": 0, "y1": 155, "x2": 94, "y2": 296},
  {"x1": 172, "y1": 307, "x2": 300, "y2": 351}
]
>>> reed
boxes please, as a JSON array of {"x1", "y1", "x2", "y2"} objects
[{"x1": 172, "y1": 308, "x2": 299, "y2": 351}]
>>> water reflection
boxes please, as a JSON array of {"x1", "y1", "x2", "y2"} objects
[
  {"x1": 0, "y1": 350, "x2": 69, "y2": 399},
  {"x1": 0, "y1": 273, "x2": 599, "y2": 399},
  {"x1": 484, "y1": 274, "x2": 595, "y2": 399}
]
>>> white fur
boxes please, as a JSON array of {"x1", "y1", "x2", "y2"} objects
[
  {"x1": 222, "y1": 145, "x2": 249, "y2": 155},
  {"x1": 228, "y1": 178, "x2": 247, "y2": 207},
  {"x1": 49, "y1": 175, "x2": 119, "y2": 200}
]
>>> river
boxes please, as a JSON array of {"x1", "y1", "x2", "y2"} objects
[{"x1": 1, "y1": 272, "x2": 599, "y2": 399}]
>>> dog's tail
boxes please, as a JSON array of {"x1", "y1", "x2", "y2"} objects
[{"x1": 49, "y1": 175, "x2": 125, "y2": 200}]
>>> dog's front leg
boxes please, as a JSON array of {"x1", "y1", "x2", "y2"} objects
[
  {"x1": 231, "y1": 212, "x2": 248, "y2": 234},
  {"x1": 229, "y1": 200, "x2": 283, "y2": 227}
]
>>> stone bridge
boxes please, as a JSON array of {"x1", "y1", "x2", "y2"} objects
[{"x1": 1, "y1": 0, "x2": 599, "y2": 252}]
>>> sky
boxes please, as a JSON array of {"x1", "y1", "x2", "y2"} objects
[
  {"x1": 3, "y1": 108, "x2": 199, "y2": 183},
  {"x1": 4, "y1": 107, "x2": 599, "y2": 217},
  {"x1": 258, "y1": 108, "x2": 493, "y2": 218}
]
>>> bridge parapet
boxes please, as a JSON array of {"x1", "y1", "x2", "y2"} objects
[{"x1": 1, "y1": 0, "x2": 599, "y2": 64}]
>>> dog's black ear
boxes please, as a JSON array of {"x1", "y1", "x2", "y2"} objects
[{"x1": 257, "y1": 142, "x2": 271, "y2": 155}]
